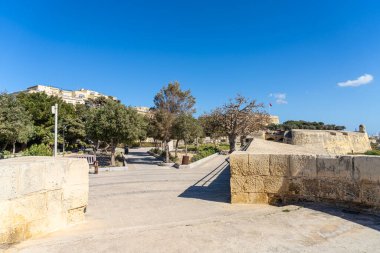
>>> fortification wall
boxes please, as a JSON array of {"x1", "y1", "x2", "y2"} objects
[
  {"x1": 0, "y1": 157, "x2": 89, "y2": 244},
  {"x1": 230, "y1": 152, "x2": 380, "y2": 213},
  {"x1": 288, "y1": 130, "x2": 371, "y2": 154}
]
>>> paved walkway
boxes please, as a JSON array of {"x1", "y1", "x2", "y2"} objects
[{"x1": 5, "y1": 148, "x2": 380, "y2": 253}]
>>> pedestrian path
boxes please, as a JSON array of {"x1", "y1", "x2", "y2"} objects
[{"x1": 6, "y1": 148, "x2": 380, "y2": 253}]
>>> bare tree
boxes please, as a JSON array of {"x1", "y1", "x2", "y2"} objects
[{"x1": 206, "y1": 95, "x2": 269, "y2": 153}]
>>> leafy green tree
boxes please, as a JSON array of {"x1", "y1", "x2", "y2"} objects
[
  {"x1": 86, "y1": 98, "x2": 143, "y2": 165},
  {"x1": 17, "y1": 92, "x2": 86, "y2": 149},
  {"x1": 199, "y1": 113, "x2": 224, "y2": 147},
  {"x1": 0, "y1": 93, "x2": 34, "y2": 153},
  {"x1": 151, "y1": 82, "x2": 196, "y2": 162},
  {"x1": 172, "y1": 114, "x2": 203, "y2": 156}
]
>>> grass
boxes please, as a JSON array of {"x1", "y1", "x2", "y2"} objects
[{"x1": 364, "y1": 150, "x2": 380, "y2": 156}]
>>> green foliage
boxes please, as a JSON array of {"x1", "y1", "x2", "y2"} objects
[
  {"x1": 172, "y1": 114, "x2": 203, "y2": 148},
  {"x1": 364, "y1": 150, "x2": 380, "y2": 156},
  {"x1": 191, "y1": 146, "x2": 219, "y2": 162},
  {"x1": 24, "y1": 143, "x2": 52, "y2": 156},
  {"x1": 16, "y1": 92, "x2": 86, "y2": 147},
  {"x1": 151, "y1": 82, "x2": 196, "y2": 162},
  {"x1": 0, "y1": 150, "x2": 11, "y2": 159},
  {"x1": 0, "y1": 93, "x2": 34, "y2": 151},
  {"x1": 269, "y1": 120, "x2": 346, "y2": 131},
  {"x1": 86, "y1": 98, "x2": 144, "y2": 165}
]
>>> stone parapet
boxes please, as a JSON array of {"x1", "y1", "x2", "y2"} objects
[
  {"x1": 0, "y1": 157, "x2": 89, "y2": 244},
  {"x1": 230, "y1": 151, "x2": 380, "y2": 213}
]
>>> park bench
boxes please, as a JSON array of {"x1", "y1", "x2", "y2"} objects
[{"x1": 66, "y1": 154, "x2": 99, "y2": 174}]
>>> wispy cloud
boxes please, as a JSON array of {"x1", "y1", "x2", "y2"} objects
[
  {"x1": 269, "y1": 93, "x2": 287, "y2": 104},
  {"x1": 337, "y1": 74, "x2": 374, "y2": 87}
]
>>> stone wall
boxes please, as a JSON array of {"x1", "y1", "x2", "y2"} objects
[
  {"x1": 287, "y1": 129, "x2": 371, "y2": 154},
  {"x1": 230, "y1": 151, "x2": 380, "y2": 213},
  {"x1": 0, "y1": 157, "x2": 89, "y2": 244}
]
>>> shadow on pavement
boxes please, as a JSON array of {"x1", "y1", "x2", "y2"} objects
[
  {"x1": 178, "y1": 160, "x2": 231, "y2": 203},
  {"x1": 283, "y1": 202, "x2": 380, "y2": 232}
]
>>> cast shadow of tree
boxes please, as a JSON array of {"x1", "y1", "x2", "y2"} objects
[{"x1": 178, "y1": 160, "x2": 231, "y2": 203}]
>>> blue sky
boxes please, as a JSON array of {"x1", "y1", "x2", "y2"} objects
[{"x1": 0, "y1": 0, "x2": 379, "y2": 134}]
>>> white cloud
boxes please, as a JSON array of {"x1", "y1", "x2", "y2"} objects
[
  {"x1": 337, "y1": 74, "x2": 374, "y2": 87},
  {"x1": 269, "y1": 93, "x2": 288, "y2": 104}
]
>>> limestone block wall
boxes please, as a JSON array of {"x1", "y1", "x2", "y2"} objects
[
  {"x1": 0, "y1": 157, "x2": 89, "y2": 244},
  {"x1": 287, "y1": 130, "x2": 371, "y2": 154},
  {"x1": 230, "y1": 152, "x2": 380, "y2": 212}
]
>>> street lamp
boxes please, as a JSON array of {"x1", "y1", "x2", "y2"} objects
[{"x1": 51, "y1": 103, "x2": 58, "y2": 157}]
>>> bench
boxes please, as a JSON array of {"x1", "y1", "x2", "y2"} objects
[{"x1": 66, "y1": 154, "x2": 99, "y2": 174}]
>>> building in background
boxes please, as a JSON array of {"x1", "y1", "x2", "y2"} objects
[
  {"x1": 15, "y1": 85, "x2": 117, "y2": 105},
  {"x1": 133, "y1": 106, "x2": 151, "y2": 116}
]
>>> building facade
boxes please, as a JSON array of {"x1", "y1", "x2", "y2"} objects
[{"x1": 17, "y1": 85, "x2": 117, "y2": 105}]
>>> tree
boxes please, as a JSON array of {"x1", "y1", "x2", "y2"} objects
[
  {"x1": 152, "y1": 82, "x2": 196, "y2": 163},
  {"x1": 17, "y1": 92, "x2": 86, "y2": 148},
  {"x1": 0, "y1": 93, "x2": 33, "y2": 153},
  {"x1": 206, "y1": 94, "x2": 269, "y2": 153},
  {"x1": 199, "y1": 113, "x2": 224, "y2": 147},
  {"x1": 86, "y1": 98, "x2": 143, "y2": 166},
  {"x1": 269, "y1": 120, "x2": 346, "y2": 131},
  {"x1": 172, "y1": 114, "x2": 203, "y2": 156}
]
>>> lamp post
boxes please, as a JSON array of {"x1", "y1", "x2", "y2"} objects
[{"x1": 51, "y1": 103, "x2": 58, "y2": 157}]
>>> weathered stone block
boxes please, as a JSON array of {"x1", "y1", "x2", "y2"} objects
[
  {"x1": 47, "y1": 189, "x2": 63, "y2": 215},
  {"x1": 248, "y1": 154, "x2": 270, "y2": 176},
  {"x1": 45, "y1": 161, "x2": 65, "y2": 190},
  {"x1": 289, "y1": 155, "x2": 317, "y2": 178},
  {"x1": 230, "y1": 153, "x2": 249, "y2": 176},
  {"x1": 0, "y1": 157, "x2": 89, "y2": 244},
  {"x1": 269, "y1": 154, "x2": 290, "y2": 176},
  {"x1": 230, "y1": 175, "x2": 245, "y2": 193},
  {"x1": 264, "y1": 176, "x2": 289, "y2": 194},
  {"x1": 10, "y1": 192, "x2": 48, "y2": 222},
  {"x1": 231, "y1": 192, "x2": 250, "y2": 203},
  {"x1": 63, "y1": 184, "x2": 88, "y2": 210},
  {"x1": 244, "y1": 176, "x2": 265, "y2": 193},
  {"x1": 354, "y1": 156, "x2": 380, "y2": 183},
  {"x1": 360, "y1": 183, "x2": 380, "y2": 205},
  {"x1": 67, "y1": 207, "x2": 86, "y2": 223},
  {"x1": 247, "y1": 193, "x2": 268, "y2": 204},
  {"x1": 316, "y1": 156, "x2": 354, "y2": 180},
  {"x1": 301, "y1": 178, "x2": 320, "y2": 197},
  {"x1": 0, "y1": 166, "x2": 20, "y2": 200},
  {"x1": 63, "y1": 159, "x2": 89, "y2": 186},
  {"x1": 18, "y1": 162, "x2": 46, "y2": 195}
]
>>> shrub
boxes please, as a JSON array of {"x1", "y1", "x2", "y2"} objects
[
  {"x1": 365, "y1": 150, "x2": 380, "y2": 156},
  {"x1": 24, "y1": 144, "x2": 52, "y2": 156},
  {"x1": 191, "y1": 146, "x2": 219, "y2": 162},
  {"x1": 0, "y1": 150, "x2": 11, "y2": 159}
]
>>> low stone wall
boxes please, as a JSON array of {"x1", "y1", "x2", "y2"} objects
[
  {"x1": 0, "y1": 157, "x2": 89, "y2": 244},
  {"x1": 287, "y1": 129, "x2": 371, "y2": 154},
  {"x1": 230, "y1": 152, "x2": 380, "y2": 213}
]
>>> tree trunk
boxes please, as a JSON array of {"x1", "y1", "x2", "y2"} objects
[
  {"x1": 12, "y1": 142, "x2": 16, "y2": 155},
  {"x1": 175, "y1": 139, "x2": 179, "y2": 158},
  {"x1": 228, "y1": 135, "x2": 237, "y2": 153},
  {"x1": 110, "y1": 144, "x2": 116, "y2": 166},
  {"x1": 165, "y1": 140, "x2": 170, "y2": 163},
  {"x1": 185, "y1": 141, "x2": 188, "y2": 156}
]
